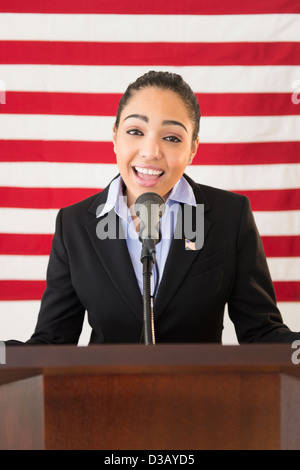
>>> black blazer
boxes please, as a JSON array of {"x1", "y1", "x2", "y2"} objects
[{"x1": 26, "y1": 174, "x2": 299, "y2": 345}]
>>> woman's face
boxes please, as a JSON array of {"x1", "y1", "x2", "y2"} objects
[{"x1": 113, "y1": 87, "x2": 199, "y2": 208}]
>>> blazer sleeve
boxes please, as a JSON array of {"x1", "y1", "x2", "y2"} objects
[
  {"x1": 228, "y1": 196, "x2": 300, "y2": 343},
  {"x1": 26, "y1": 209, "x2": 86, "y2": 344}
]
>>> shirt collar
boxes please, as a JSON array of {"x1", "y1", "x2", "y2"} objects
[
  {"x1": 96, "y1": 174, "x2": 196, "y2": 218},
  {"x1": 167, "y1": 176, "x2": 196, "y2": 207},
  {"x1": 96, "y1": 175, "x2": 123, "y2": 218}
]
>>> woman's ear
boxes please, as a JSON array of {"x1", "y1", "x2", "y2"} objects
[
  {"x1": 188, "y1": 137, "x2": 199, "y2": 164},
  {"x1": 112, "y1": 124, "x2": 117, "y2": 154}
]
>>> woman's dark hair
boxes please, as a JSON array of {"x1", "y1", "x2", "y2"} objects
[{"x1": 115, "y1": 70, "x2": 200, "y2": 142}]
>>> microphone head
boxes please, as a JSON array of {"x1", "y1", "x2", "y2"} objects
[
  {"x1": 134, "y1": 192, "x2": 165, "y2": 243},
  {"x1": 134, "y1": 192, "x2": 165, "y2": 211}
]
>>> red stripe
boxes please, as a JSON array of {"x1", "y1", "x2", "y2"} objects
[
  {"x1": 1, "y1": 140, "x2": 300, "y2": 165},
  {"x1": 193, "y1": 142, "x2": 300, "y2": 165},
  {"x1": 0, "y1": 234, "x2": 53, "y2": 255},
  {"x1": 197, "y1": 93, "x2": 300, "y2": 117},
  {"x1": 1, "y1": 233, "x2": 299, "y2": 258},
  {"x1": 0, "y1": 234, "x2": 298, "y2": 257},
  {"x1": 1, "y1": 187, "x2": 299, "y2": 211},
  {"x1": 2, "y1": 92, "x2": 299, "y2": 117},
  {"x1": 273, "y1": 281, "x2": 300, "y2": 302},
  {"x1": 0, "y1": 280, "x2": 45, "y2": 301},
  {"x1": 1, "y1": 234, "x2": 299, "y2": 258},
  {"x1": 1, "y1": 41, "x2": 299, "y2": 66},
  {"x1": 0, "y1": 187, "x2": 101, "y2": 209},
  {"x1": 0, "y1": 140, "x2": 115, "y2": 163},
  {"x1": 0, "y1": 280, "x2": 298, "y2": 302},
  {"x1": 232, "y1": 189, "x2": 300, "y2": 211},
  {"x1": 262, "y1": 236, "x2": 300, "y2": 257},
  {"x1": 0, "y1": 0, "x2": 299, "y2": 14},
  {"x1": 1, "y1": 92, "x2": 121, "y2": 116}
]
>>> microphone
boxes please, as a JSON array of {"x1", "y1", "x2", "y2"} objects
[
  {"x1": 134, "y1": 192, "x2": 165, "y2": 257},
  {"x1": 135, "y1": 192, "x2": 165, "y2": 345}
]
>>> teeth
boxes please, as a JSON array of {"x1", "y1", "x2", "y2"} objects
[{"x1": 135, "y1": 166, "x2": 163, "y2": 176}]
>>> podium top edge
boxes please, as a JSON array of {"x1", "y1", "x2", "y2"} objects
[{"x1": 0, "y1": 344, "x2": 299, "y2": 385}]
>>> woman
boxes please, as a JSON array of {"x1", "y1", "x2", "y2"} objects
[{"x1": 13, "y1": 71, "x2": 300, "y2": 344}]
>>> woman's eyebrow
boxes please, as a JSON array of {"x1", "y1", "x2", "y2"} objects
[
  {"x1": 162, "y1": 120, "x2": 188, "y2": 133},
  {"x1": 123, "y1": 114, "x2": 148, "y2": 123},
  {"x1": 123, "y1": 114, "x2": 188, "y2": 133}
]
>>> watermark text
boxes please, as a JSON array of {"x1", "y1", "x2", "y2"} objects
[
  {"x1": 291, "y1": 80, "x2": 300, "y2": 105},
  {"x1": 291, "y1": 340, "x2": 300, "y2": 365},
  {"x1": 96, "y1": 201, "x2": 204, "y2": 250},
  {"x1": 0, "y1": 80, "x2": 6, "y2": 105},
  {"x1": 0, "y1": 341, "x2": 6, "y2": 365}
]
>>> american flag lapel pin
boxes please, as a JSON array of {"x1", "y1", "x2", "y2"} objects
[{"x1": 185, "y1": 239, "x2": 196, "y2": 251}]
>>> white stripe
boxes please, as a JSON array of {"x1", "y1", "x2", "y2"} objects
[
  {"x1": 0, "y1": 208, "x2": 299, "y2": 236},
  {"x1": 0, "y1": 300, "x2": 89, "y2": 346},
  {"x1": 276, "y1": 302, "x2": 300, "y2": 332},
  {"x1": 0, "y1": 254, "x2": 299, "y2": 282},
  {"x1": 199, "y1": 116, "x2": 300, "y2": 143},
  {"x1": 1, "y1": 114, "x2": 299, "y2": 143},
  {"x1": 0, "y1": 255, "x2": 48, "y2": 280},
  {"x1": 253, "y1": 211, "x2": 300, "y2": 236},
  {"x1": 1, "y1": 65, "x2": 299, "y2": 93},
  {"x1": 0, "y1": 115, "x2": 115, "y2": 142},
  {"x1": 0, "y1": 162, "x2": 299, "y2": 191},
  {"x1": 187, "y1": 164, "x2": 300, "y2": 190},
  {"x1": 267, "y1": 257, "x2": 300, "y2": 282},
  {"x1": 0, "y1": 301, "x2": 41, "y2": 343},
  {"x1": 223, "y1": 302, "x2": 300, "y2": 345},
  {"x1": 1, "y1": 13, "x2": 300, "y2": 42},
  {"x1": 0, "y1": 208, "x2": 58, "y2": 234},
  {"x1": 0, "y1": 162, "x2": 118, "y2": 188},
  {"x1": 1, "y1": 258, "x2": 299, "y2": 292}
]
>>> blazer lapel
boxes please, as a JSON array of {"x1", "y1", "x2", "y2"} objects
[
  {"x1": 85, "y1": 186, "x2": 143, "y2": 323},
  {"x1": 154, "y1": 179, "x2": 213, "y2": 319}
]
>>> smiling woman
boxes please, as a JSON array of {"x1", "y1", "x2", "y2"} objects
[
  {"x1": 4, "y1": 70, "x2": 300, "y2": 346},
  {"x1": 113, "y1": 85, "x2": 199, "y2": 208}
]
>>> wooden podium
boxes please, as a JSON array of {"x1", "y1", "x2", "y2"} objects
[{"x1": 0, "y1": 344, "x2": 299, "y2": 450}]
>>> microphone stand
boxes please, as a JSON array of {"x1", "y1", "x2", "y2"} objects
[
  {"x1": 135, "y1": 192, "x2": 165, "y2": 345},
  {"x1": 140, "y1": 239, "x2": 156, "y2": 345}
]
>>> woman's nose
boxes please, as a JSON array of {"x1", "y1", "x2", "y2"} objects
[{"x1": 139, "y1": 137, "x2": 162, "y2": 159}]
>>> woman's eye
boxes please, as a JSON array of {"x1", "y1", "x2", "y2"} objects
[
  {"x1": 127, "y1": 129, "x2": 143, "y2": 136},
  {"x1": 164, "y1": 135, "x2": 181, "y2": 143}
]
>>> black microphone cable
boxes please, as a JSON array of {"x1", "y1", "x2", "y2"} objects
[{"x1": 152, "y1": 251, "x2": 160, "y2": 300}]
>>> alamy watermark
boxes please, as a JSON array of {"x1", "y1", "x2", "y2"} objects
[
  {"x1": 96, "y1": 201, "x2": 204, "y2": 250},
  {"x1": 0, "y1": 341, "x2": 6, "y2": 365},
  {"x1": 291, "y1": 340, "x2": 300, "y2": 365},
  {"x1": 0, "y1": 80, "x2": 6, "y2": 105},
  {"x1": 291, "y1": 80, "x2": 300, "y2": 105}
]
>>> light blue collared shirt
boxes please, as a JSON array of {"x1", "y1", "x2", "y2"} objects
[{"x1": 97, "y1": 175, "x2": 196, "y2": 295}]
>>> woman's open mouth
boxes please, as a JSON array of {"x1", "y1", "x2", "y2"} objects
[{"x1": 133, "y1": 166, "x2": 165, "y2": 185}]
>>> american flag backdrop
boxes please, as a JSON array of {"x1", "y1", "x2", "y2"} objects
[{"x1": 0, "y1": 0, "x2": 299, "y2": 344}]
